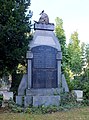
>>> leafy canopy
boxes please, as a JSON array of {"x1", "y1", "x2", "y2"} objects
[{"x1": 0, "y1": 0, "x2": 32, "y2": 76}]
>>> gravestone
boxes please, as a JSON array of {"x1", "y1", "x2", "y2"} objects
[
  {"x1": 3, "y1": 92, "x2": 13, "y2": 100},
  {"x1": 72, "y1": 90, "x2": 83, "y2": 101},
  {"x1": 16, "y1": 12, "x2": 69, "y2": 107}
]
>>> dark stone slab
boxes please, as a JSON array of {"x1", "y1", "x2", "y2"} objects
[
  {"x1": 31, "y1": 46, "x2": 58, "y2": 88},
  {"x1": 32, "y1": 69, "x2": 57, "y2": 88},
  {"x1": 32, "y1": 46, "x2": 57, "y2": 68}
]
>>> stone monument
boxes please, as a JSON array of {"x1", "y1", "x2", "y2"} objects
[{"x1": 16, "y1": 11, "x2": 69, "y2": 107}]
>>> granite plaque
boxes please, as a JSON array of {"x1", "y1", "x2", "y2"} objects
[{"x1": 32, "y1": 46, "x2": 57, "y2": 88}]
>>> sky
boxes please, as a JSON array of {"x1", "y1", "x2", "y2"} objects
[{"x1": 30, "y1": 0, "x2": 89, "y2": 44}]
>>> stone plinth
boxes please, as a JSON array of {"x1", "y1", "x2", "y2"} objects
[
  {"x1": 26, "y1": 88, "x2": 60, "y2": 96},
  {"x1": 34, "y1": 23, "x2": 54, "y2": 31}
]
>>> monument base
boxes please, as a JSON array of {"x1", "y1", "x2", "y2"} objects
[
  {"x1": 16, "y1": 88, "x2": 61, "y2": 107},
  {"x1": 24, "y1": 95, "x2": 60, "y2": 107}
]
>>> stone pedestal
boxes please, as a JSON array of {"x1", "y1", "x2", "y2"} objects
[{"x1": 24, "y1": 88, "x2": 61, "y2": 107}]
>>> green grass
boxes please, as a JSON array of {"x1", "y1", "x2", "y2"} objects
[{"x1": 0, "y1": 107, "x2": 89, "y2": 120}]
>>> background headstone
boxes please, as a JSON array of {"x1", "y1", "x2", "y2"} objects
[{"x1": 3, "y1": 92, "x2": 13, "y2": 100}]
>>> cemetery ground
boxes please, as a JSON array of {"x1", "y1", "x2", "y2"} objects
[{"x1": 0, "y1": 106, "x2": 89, "y2": 120}]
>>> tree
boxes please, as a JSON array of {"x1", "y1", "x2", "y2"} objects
[
  {"x1": 85, "y1": 44, "x2": 89, "y2": 67},
  {"x1": 55, "y1": 17, "x2": 68, "y2": 72},
  {"x1": 67, "y1": 31, "x2": 82, "y2": 75},
  {"x1": 0, "y1": 0, "x2": 32, "y2": 75},
  {"x1": 76, "y1": 44, "x2": 89, "y2": 99},
  {"x1": 0, "y1": 0, "x2": 32, "y2": 90}
]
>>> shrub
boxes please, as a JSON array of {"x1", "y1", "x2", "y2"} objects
[
  {"x1": 82, "y1": 82, "x2": 89, "y2": 99},
  {"x1": 8, "y1": 99, "x2": 24, "y2": 113},
  {"x1": 0, "y1": 94, "x2": 3, "y2": 107},
  {"x1": 60, "y1": 92, "x2": 77, "y2": 106}
]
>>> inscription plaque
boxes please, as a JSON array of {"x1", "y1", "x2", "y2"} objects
[{"x1": 32, "y1": 46, "x2": 58, "y2": 88}]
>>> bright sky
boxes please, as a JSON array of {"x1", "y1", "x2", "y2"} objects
[{"x1": 30, "y1": 0, "x2": 89, "y2": 44}]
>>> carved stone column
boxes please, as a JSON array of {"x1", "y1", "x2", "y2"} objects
[
  {"x1": 26, "y1": 51, "x2": 33, "y2": 89},
  {"x1": 56, "y1": 51, "x2": 62, "y2": 87}
]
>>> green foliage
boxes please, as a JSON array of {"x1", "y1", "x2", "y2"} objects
[
  {"x1": 55, "y1": 17, "x2": 67, "y2": 72},
  {"x1": 81, "y1": 69, "x2": 89, "y2": 99},
  {"x1": 10, "y1": 73, "x2": 23, "y2": 97},
  {"x1": 8, "y1": 99, "x2": 24, "y2": 112},
  {"x1": 67, "y1": 68, "x2": 89, "y2": 99},
  {"x1": 85, "y1": 44, "x2": 89, "y2": 66},
  {"x1": 82, "y1": 99, "x2": 89, "y2": 106},
  {"x1": 0, "y1": 0, "x2": 32, "y2": 92},
  {"x1": 7, "y1": 92, "x2": 89, "y2": 114},
  {"x1": 8, "y1": 99, "x2": 59, "y2": 114},
  {"x1": 67, "y1": 31, "x2": 82, "y2": 75},
  {"x1": 68, "y1": 77, "x2": 83, "y2": 91},
  {"x1": 55, "y1": 17, "x2": 66, "y2": 51},
  {"x1": 0, "y1": 0, "x2": 32, "y2": 76},
  {"x1": 60, "y1": 92, "x2": 77, "y2": 106},
  {"x1": 0, "y1": 94, "x2": 3, "y2": 107},
  {"x1": 65, "y1": 41, "x2": 89, "y2": 100},
  {"x1": 66, "y1": 79, "x2": 74, "y2": 91},
  {"x1": 24, "y1": 105, "x2": 59, "y2": 114},
  {"x1": 83, "y1": 82, "x2": 89, "y2": 99}
]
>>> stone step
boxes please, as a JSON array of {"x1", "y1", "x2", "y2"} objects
[
  {"x1": 26, "y1": 88, "x2": 61, "y2": 96},
  {"x1": 24, "y1": 95, "x2": 60, "y2": 107}
]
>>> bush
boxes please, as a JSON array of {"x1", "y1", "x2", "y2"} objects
[
  {"x1": 82, "y1": 99, "x2": 89, "y2": 106},
  {"x1": 8, "y1": 99, "x2": 24, "y2": 113},
  {"x1": 0, "y1": 94, "x2": 3, "y2": 107},
  {"x1": 60, "y1": 92, "x2": 77, "y2": 106},
  {"x1": 6, "y1": 92, "x2": 88, "y2": 114},
  {"x1": 82, "y1": 82, "x2": 89, "y2": 99}
]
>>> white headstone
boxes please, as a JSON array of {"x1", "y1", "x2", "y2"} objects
[
  {"x1": 3, "y1": 92, "x2": 13, "y2": 100},
  {"x1": 73, "y1": 90, "x2": 83, "y2": 101}
]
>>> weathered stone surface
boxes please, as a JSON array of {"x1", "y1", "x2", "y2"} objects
[
  {"x1": 16, "y1": 22, "x2": 69, "y2": 107},
  {"x1": 18, "y1": 74, "x2": 27, "y2": 95},
  {"x1": 32, "y1": 46, "x2": 57, "y2": 88},
  {"x1": 34, "y1": 23, "x2": 54, "y2": 31},
  {"x1": 16, "y1": 96, "x2": 23, "y2": 106},
  {"x1": 26, "y1": 88, "x2": 60, "y2": 96},
  {"x1": 73, "y1": 90, "x2": 83, "y2": 101},
  {"x1": 26, "y1": 51, "x2": 33, "y2": 59},
  {"x1": 34, "y1": 36, "x2": 56, "y2": 46},
  {"x1": 33, "y1": 96, "x2": 60, "y2": 107},
  {"x1": 56, "y1": 51, "x2": 62, "y2": 60},
  {"x1": 62, "y1": 74, "x2": 69, "y2": 92},
  {"x1": 3, "y1": 92, "x2": 13, "y2": 100},
  {"x1": 24, "y1": 96, "x2": 33, "y2": 107},
  {"x1": 39, "y1": 11, "x2": 49, "y2": 24},
  {"x1": 29, "y1": 29, "x2": 61, "y2": 51}
]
